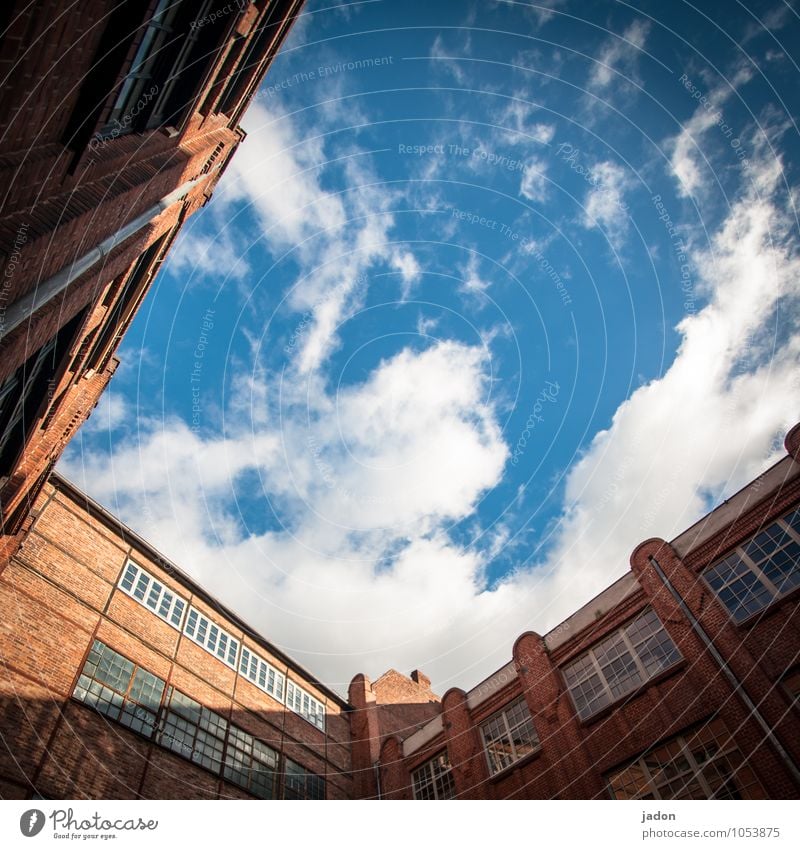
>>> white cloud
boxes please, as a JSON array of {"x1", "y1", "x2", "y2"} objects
[
  {"x1": 63, "y1": 129, "x2": 800, "y2": 697},
  {"x1": 520, "y1": 156, "x2": 550, "y2": 202},
  {"x1": 666, "y1": 65, "x2": 754, "y2": 197},
  {"x1": 218, "y1": 104, "x2": 404, "y2": 374},
  {"x1": 429, "y1": 34, "x2": 470, "y2": 84},
  {"x1": 581, "y1": 160, "x2": 635, "y2": 248},
  {"x1": 391, "y1": 251, "x2": 422, "y2": 299},
  {"x1": 165, "y1": 224, "x2": 250, "y2": 283},
  {"x1": 84, "y1": 389, "x2": 129, "y2": 433},
  {"x1": 588, "y1": 20, "x2": 651, "y2": 90},
  {"x1": 492, "y1": 97, "x2": 555, "y2": 147}
]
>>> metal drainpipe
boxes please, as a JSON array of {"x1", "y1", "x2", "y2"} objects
[
  {"x1": 648, "y1": 555, "x2": 800, "y2": 785},
  {"x1": 373, "y1": 760, "x2": 382, "y2": 799},
  {"x1": 0, "y1": 166, "x2": 220, "y2": 342}
]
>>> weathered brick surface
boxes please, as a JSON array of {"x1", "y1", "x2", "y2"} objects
[
  {"x1": 0, "y1": 476, "x2": 351, "y2": 799},
  {"x1": 0, "y1": 0, "x2": 305, "y2": 561},
  {"x1": 0, "y1": 671, "x2": 64, "y2": 789},
  {"x1": 37, "y1": 702, "x2": 150, "y2": 799},
  {"x1": 106, "y1": 592, "x2": 182, "y2": 659},
  {"x1": 368, "y1": 439, "x2": 800, "y2": 800}
]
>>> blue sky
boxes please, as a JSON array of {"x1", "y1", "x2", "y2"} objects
[{"x1": 63, "y1": 0, "x2": 800, "y2": 693}]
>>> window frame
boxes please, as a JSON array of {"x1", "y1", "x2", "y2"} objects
[
  {"x1": 562, "y1": 608, "x2": 682, "y2": 721},
  {"x1": 703, "y1": 509, "x2": 800, "y2": 624},
  {"x1": 72, "y1": 640, "x2": 329, "y2": 799},
  {"x1": 223, "y1": 724, "x2": 280, "y2": 799},
  {"x1": 283, "y1": 758, "x2": 326, "y2": 800},
  {"x1": 117, "y1": 560, "x2": 187, "y2": 630},
  {"x1": 285, "y1": 680, "x2": 326, "y2": 731},
  {"x1": 238, "y1": 646, "x2": 285, "y2": 701},
  {"x1": 606, "y1": 717, "x2": 765, "y2": 800},
  {"x1": 411, "y1": 751, "x2": 456, "y2": 800},
  {"x1": 479, "y1": 695, "x2": 541, "y2": 775},
  {"x1": 183, "y1": 606, "x2": 240, "y2": 668},
  {"x1": 156, "y1": 685, "x2": 229, "y2": 773},
  {"x1": 72, "y1": 639, "x2": 165, "y2": 739}
]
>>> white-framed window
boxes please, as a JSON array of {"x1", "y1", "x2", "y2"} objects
[
  {"x1": 285, "y1": 680, "x2": 325, "y2": 731},
  {"x1": 562, "y1": 608, "x2": 681, "y2": 720},
  {"x1": 183, "y1": 607, "x2": 240, "y2": 668},
  {"x1": 411, "y1": 751, "x2": 456, "y2": 800},
  {"x1": 118, "y1": 560, "x2": 187, "y2": 629},
  {"x1": 480, "y1": 696, "x2": 540, "y2": 775},
  {"x1": 607, "y1": 717, "x2": 765, "y2": 799},
  {"x1": 238, "y1": 646, "x2": 285, "y2": 701},
  {"x1": 704, "y1": 508, "x2": 800, "y2": 623}
]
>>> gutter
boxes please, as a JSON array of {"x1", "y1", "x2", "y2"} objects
[
  {"x1": 648, "y1": 555, "x2": 800, "y2": 786},
  {"x1": 0, "y1": 167, "x2": 219, "y2": 341}
]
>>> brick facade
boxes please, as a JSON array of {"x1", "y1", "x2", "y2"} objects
[
  {"x1": 0, "y1": 0, "x2": 304, "y2": 561},
  {"x1": 358, "y1": 424, "x2": 800, "y2": 800},
  {"x1": 1, "y1": 427, "x2": 799, "y2": 798},
  {"x1": 0, "y1": 474, "x2": 351, "y2": 799}
]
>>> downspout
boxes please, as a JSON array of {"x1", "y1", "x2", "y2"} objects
[
  {"x1": 373, "y1": 760, "x2": 382, "y2": 800},
  {"x1": 648, "y1": 555, "x2": 800, "y2": 785},
  {"x1": 0, "y1": 166, "x2": 219, "y2": 341}
]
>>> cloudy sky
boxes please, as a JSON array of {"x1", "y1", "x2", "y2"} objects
[{"x1": 62, "y1": 0, "x2": 800, "y2": 695}]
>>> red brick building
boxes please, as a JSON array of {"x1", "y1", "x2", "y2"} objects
[
  {"x1": 353, "y1": 424, "x2": 800, "y2": 800},
  {"x1": 0, "y1": 0, "x2": 303, "y2": 561},
  {"x1": 1, "y1": 425, "x2": 798, "y2": 800},
  {"x1": 0, "y1": 472, "x2": 352, "y2": 799}
]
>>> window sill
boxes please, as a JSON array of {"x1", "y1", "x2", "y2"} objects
[
  {"x1": 577, "y1": 659, "x2": 688, "y2": 727},
  {"x1": 487, "y1": 748, "x2": 543, "y2": 783}
]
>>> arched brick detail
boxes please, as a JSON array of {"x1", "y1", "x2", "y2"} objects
[
  {"x1": 441, "y1": 688, "x2": 486, "y2": 798},
  {"x1": 513, "y1": 630, "x2": 602, "y2": 797},
  {"x1": 785, "y1": 421, "x2": 800, "y2": 462},
  {"x1": 378, "y1": 736, "x2": 408, "y2": 799}
]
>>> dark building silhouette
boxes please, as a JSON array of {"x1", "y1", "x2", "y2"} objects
[{"x1": 0, "y1": 0, "x2": 304, "y2": 561}]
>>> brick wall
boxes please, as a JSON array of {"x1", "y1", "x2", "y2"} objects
[
  {"x1": 372, "y1": 428, "x2": 800, "y2": 800},
  {"x1": 0, "y1": 478, "x2": 353, "y2": 799}
]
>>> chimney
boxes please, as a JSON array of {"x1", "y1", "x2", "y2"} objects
[{"x1": 410, "y1": 669, "x2": 431, "y2": 690}]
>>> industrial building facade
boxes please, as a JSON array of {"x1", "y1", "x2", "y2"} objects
[
  {"x1": 0, "y1": 473, "x2": 352, "y2": 799},
  {"x1": 360, "y1": 424, "x2": 800, "y2": 800},
  {"x1": 0, "y1": 0, "x2": 303, "y2": 562},
  {"x1": 0, "y1": 425, "x2": 799, "y2": 799}
]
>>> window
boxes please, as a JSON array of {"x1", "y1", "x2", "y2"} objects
[
  {"x1": 60, "y1": 0, "x2": 148, "y2": 156},
  {"x1": 562, "y1": 608, "x2": 681, "y2": 720},
  {"x1": 118, "y1": 561, "x2": 187, "y2": 629},
  {"x1": 283, "y1": 759, "x2": 325, "y2": 800},
  {"x1": 607, "y1": 718, "x2": 765, "y2": 799},
  {"x1": 0, "y1": 310, "x2": 86, "y2": 482},
  {"x1": 72, "y1": 640, "x2": 303, "y2": 798},
  {"x1": 156, "y1": 687, "x2": 227, "y2": 773},
  {"x1": 98, "y1": 0, "x2": 222, "y2": 137},
  {"x1": 84, "y1": 235, "x2": 169, "y2": 376},
  {"x1": 480, "y1": 697, "x2": 540, "y2": 775},
  {"x1": 183, "y1": 607, "x2": 239, "y2": 668},
  {"x1": 412, "y1": 751, "x2": 456, "y2": 799},
  {"x1": 285, "y1": 680, "x2": 325, "y2": 730},
  {"x1": 73, "y1": 640, "x2": 165, "y2": 738},
  {"x1": 223, "y1": 724, "x2": 279, "y2": 799},
  {"x1": 239, "y1": 646, "x2": 285, "y2": 701},
  {"x1": 704, "y1": 509, "x2": 800, "y2": 622}
]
